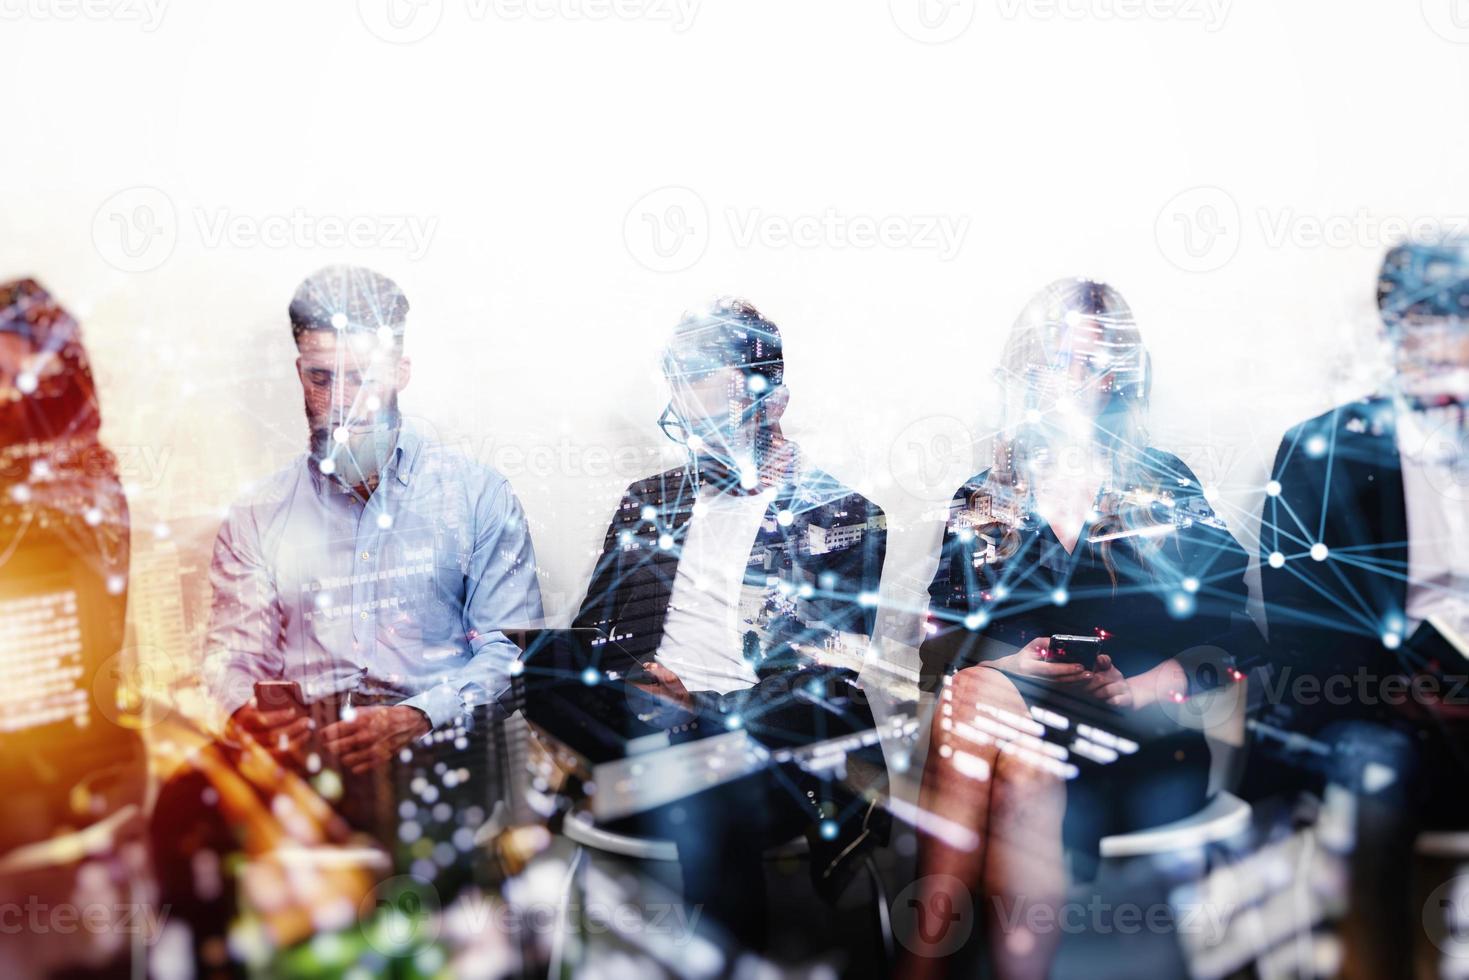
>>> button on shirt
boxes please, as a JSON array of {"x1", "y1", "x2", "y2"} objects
[{"x1": 204, "y1": 425, "x2": 543, "y2": 729}]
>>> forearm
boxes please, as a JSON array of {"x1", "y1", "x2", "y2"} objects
[
  {"x1": 401, "y1": 634, "x2": 522, "y2": 729},
  {"x1": 1128, "y1": 657, "x2": 1187, "y2": 710}
]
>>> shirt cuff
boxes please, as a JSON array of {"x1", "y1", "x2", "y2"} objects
[
  {"x1": 210, "y1": 665, "x2": 257, "y2": 724},
  {"x1": 398, "y1": 684, "x2": 463, "y2": 731}
]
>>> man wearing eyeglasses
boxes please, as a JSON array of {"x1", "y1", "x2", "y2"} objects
[{"x1": 571, "y1": 298, "x2": 888, "y2": 952}]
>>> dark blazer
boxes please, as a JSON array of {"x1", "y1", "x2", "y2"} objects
[
  {"x1": 1257, "y1": 396, "x2": 1469, "y2": 826},
  {"x1": 1259, "y1": 396, "x2": 1420, "y2": 736},
  {"x1": 574, "y1": 456, "x2": 887, "y2": 685}
]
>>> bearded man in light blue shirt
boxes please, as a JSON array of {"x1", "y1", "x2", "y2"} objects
[{"x1": 205, "y1": 264, "x2": 543, "y2": 774}]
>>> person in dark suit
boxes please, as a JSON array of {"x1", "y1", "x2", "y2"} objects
[
  {"x1": 1255, "y1": 239, "x2": 1469, "y2": 976},
  {"x1": 904, "y1": 279, "x2": 1253, "y2": 979},
  {"x1": 568, "y1": 298, "x2": 888, "y2": 951}
]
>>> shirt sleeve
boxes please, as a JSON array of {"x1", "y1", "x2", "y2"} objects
[
  {"x1": 203, "y1": 504, "x2": 285, "y2": 720},
  {"x1": 399, "y1": 476, "x2": 544, "y2": 729}
]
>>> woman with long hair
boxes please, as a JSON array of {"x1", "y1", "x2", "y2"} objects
[{"x1": 902, "y1": 279, "x2": 1251, "y2": 978}]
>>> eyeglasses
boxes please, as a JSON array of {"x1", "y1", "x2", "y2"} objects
[{"x1": 658, "y1": 395, "x2": 773, "y2": 448}]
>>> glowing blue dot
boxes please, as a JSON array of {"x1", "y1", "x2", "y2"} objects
[
  {"x1": 725, "y1": 714, "x2": 742, "y2": 730},
  {"x1": 641, "y1": 505, "x2": 657, "y2": 521},
  {"x1": 330, "y1": 313, "x2": 348, "y2": 330},
  {"x1": 776, "y1": 509, "x2": 794, "y2": 527},
  {"x1": 580, "y1": 667, "x2": 599, "y2": 686},
  {"x1": 658, "y1": 534, "x2": 674, "y2": 550},
  {"x1": 1182, "y1": 577, "x2": 1199, "y2": 593},
  {"x1": 858, "y1": 591, "x2": 879, "y2": 607},
  {"x1": 508, "y1": 659, "x2": 524, "y2": 677},
  {"x1": 1170, "y1": 593, "x2": 1195, "y2": 617},
  {"x1": 377, "y1": 513, "x2": 393, "y2": 529},
  {"x1": 747, "y1": 374, "x2": 768, "y2": 394},
  {"x1": 994, "y1": 585, "x2": 1010, "y2": 599},
  {"x1": 1052, "y1": 588, "x2": 1068, "y2": 606},
  {"x1": 963, "y1": 613, "x2": 984, "y2": 630},
  {"x1": 1305, "y1": 435, "x2": 1328, "y2": 458},
  {"x1": 1265, "y1": 480, "x2": 1281, "y2": 497},
  {"x1": 1310, "y1": 543, "x2": 1328, "y2": 562},
  {"x1": 819, "y1": 819, "x2": 839, "y2": 840},
  {"x1": 1267, "y1": 551, "x2": 1285, "y2": 569},
  {"x1": 1382, "y1": 632, "x2": 1401, "y2": 650}
]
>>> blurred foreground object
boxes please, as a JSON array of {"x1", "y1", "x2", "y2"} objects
[{"x1": 0, "y1": 277, "x2": 149, "y2": 975}]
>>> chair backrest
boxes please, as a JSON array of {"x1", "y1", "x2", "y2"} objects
[
  {"x1": 562, "y1": 809, "x2": 679, "y2": 862},
  {"x1": 1099, "y1": 791, "x2": 1251, "y2": 860}
]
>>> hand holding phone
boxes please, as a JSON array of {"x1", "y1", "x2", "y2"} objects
[
  {"x1": 1048, "y1": 634, "x2": 1104, "y2": 672},
  {"x1": 254, "y1": 679, "x2": 306, "y2": 717},
  {"x1": 229, "y1": 680, "x2": 311, "y2": 762}
]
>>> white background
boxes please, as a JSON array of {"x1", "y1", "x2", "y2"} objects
[{"x1": 4, "y1": 0, "x2": 1467, "y2": 635}]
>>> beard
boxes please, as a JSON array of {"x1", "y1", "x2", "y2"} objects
[{"x1": 308, "y1": 400, "x2": 401, "y2": 488}]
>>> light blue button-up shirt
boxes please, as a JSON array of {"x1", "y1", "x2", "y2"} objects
[{"x1": 203, "y1": 424, "x2": 543, "y2": 729}]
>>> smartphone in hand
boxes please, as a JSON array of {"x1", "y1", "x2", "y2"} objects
[
  {"x1": 254, "y1": 679, "x2": 306, "y2": 717},
  {"x1": 1048, "y1": 634, "x2": 1104, "y2": 672}
]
